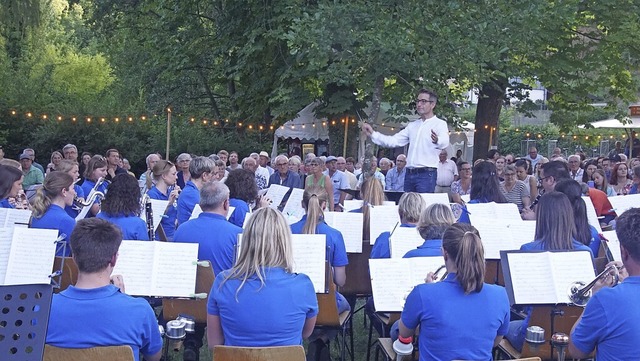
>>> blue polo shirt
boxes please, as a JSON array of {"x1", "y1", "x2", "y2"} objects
[
  {"x1": 520, "y1": 239, "x2": 593, "y2": 256},
  {"x1": 290, "y1": 215, "x2": 348, "y2": 267},
  {"x1": 174, "y1": 212, "x2": 242, "y2": 276},
  {"x1": 401, "y1": 273, "x2": 510, "y2": 361},
  {"x1": 147, "y1": 186, "x2": 178, "y2": 239},
  {"x1": 370, "y1": 224, "x2": 415, "y2": 259},
  {"x1": 30, "y1": 204, "x2": 76, "y2": 256},
  {"x1": 403, "y1": 239, "x2": 443, "y2": 258},
  {"x1": 0, "y1": 198, "x2": 14, "y2": 208},
  {"x1": 571, "y1": 276, "x2": 640, "y2": 360},
  {"x1": 177, "y1": 181, "x2": 199, "y2": 226},
  {"x1": 207, "y1": 267, "x2": 318, "y2": 346},
  {"x1": 587, "y1": 225, "x2": 601, "y2": 257},
  {"x1": 97, "y1": 212, "x2": 149, "y2": 241},
  {"x1": 46, "y1": 285, "x2": 162, "y2": 361},
  {"x1": 228, "y1": 198, "x2": 251, "y2": 228},
  {"x1": 64, "y1": 185, "x2": 84, "y2": 218}
]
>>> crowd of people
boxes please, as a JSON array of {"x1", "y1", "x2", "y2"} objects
[{"x1": 1, "y1": 88, "x2": 639, "y2": 361}]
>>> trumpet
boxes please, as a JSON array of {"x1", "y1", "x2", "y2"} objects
[{"x1": 568, "y1": 264, "x2": 621, "y2": 306}]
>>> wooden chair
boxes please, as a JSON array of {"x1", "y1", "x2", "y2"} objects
[
  {"x1": 52, "y1": 257, "x2": 78, "y2": 293},
  {"x1": 485, "y1": 259, "x2": 505, "y2": 286},
  {"x1": 316, "y1": 267, "x2": 353, "y2": 361},
  {"x1": 162, "y1": 260, "x2": 215, "y2": 322},
  {"x1": 212, "y1": 345, "x2": 305, "y2": 361},
  {"x1": 43, "y1": 345, "x2": 134, "y2": 361}
]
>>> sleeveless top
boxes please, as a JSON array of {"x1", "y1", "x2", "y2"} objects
[{"x1": 305, "y1": 174, "x2": 325, "y2": 188}]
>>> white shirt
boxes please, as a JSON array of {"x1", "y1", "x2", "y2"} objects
[
  {"x1": 344, "y1": 170, "x2": 358, "y2": 190},
  {"x1": 370, "y1": 116, "x2": 449, "y2": 168},
  {"x1": 570, "y1": 168, "x2": 584, "y2": 181},
  {"x1": 436, "y1": 159, "x2": 458, "y2": 187},
  {"x1": 256, "y1": 166, "x2": 270, "y2": 182}
]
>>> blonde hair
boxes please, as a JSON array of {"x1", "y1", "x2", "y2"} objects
[
  {"x1": 301, "y1": 186, "x2": 329, "y2": 234},
  {"x1": 32, "y1": 172, "x2": 73, "y2": 218},
  {"x1": 442, "y1": 223, "x2": 485, "y2": 294},
  {"x1": 398, "y1": 192, "x2": 425, "y2": 224},
  {"x1": 222, "y1": 207, "x2": 294, "y2": 298},
  {"x1": 56, "y1": 159, "x2": 78, "y2": 174},
  {"x1": 361, "y1": 178, "x2": 385, "y2": 240},
  {"x1": 417, "y1": 203, "x2": 455, "y2": 240}
]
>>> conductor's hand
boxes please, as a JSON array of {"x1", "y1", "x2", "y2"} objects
[
  {"x1": 362, "y1": 123, "x2": 374, "y2": 137},
  {"x1": 431, "y1": 130, "x2": 438, "y2": 144},
  {"x1": 111, "y1": 274, "x2": 126, "y2": 293},
  {"x1": 424, "y1": 272, "x2": 437, "y2": 284}
]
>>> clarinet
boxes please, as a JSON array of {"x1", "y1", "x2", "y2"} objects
[{"x1": 142, "y1": 194, "x2": 154, "y2": 240}]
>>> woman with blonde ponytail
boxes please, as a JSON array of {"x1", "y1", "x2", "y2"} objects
[
  {"x1": 396, "y1": 223, "x2": 510, "y2": 361},
  {"x1": 30, "y1": 172, "x2": 76, "y2": 256}
]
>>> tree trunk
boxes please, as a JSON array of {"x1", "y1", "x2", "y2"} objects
[
  {"x1": 473, "y1": 78, "x2": 508, "y2": 161},
  {"x1": 361, "y1": 75, "x2": 384, "y2": 178}
]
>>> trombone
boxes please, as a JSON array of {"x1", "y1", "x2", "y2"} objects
[{"x1": 568, "y1": 263, "x2": 622, "y2": 306}]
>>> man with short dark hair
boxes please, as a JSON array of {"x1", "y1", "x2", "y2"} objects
[
  {"x1": 569, "y1": 207, "x2": 640, "y2": 360},
  {"x1": 46, "y1": 218, "x2": 162, "y2": 361},
  {"x1": 227, "y1": 151, "x2": 240, "y2": 171},
  {"x1": 105, "y1": 149, "x2": 127, "y2": 181}
]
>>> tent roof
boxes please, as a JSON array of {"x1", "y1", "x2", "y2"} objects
[
  {"x1": 274, "y1": 102, "x2": 329, "y2": 141},
  {"x1": 585, "y1": 117, "x2": 640, "y2": 129}
]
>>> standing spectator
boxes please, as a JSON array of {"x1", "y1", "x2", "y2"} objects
[
  {"x1": 104, "y1": 149, "x2": 127, "y2": 182},
  {"x1": 242, "y1": 157, "x2": 268, "y2": 191},
  {"x1": 217, "y1": 150, "x2": 229, "y2": 167},
  {"x1": 176, "y1": 153, "x2": 192, "y2": 189},
  {"x1": 436, "y1": 149, "x2": 458, "y2": 194},
  {"x1": 19, "y1": 152, "x2": 44, "y2": 191},
  {"x1": 227, "y1": 151, "x2": 241, "y2": 171},
  {"x1": 385, "y1": 154, "x2": 407, "y2": 192},
  {"x1": 337, "y1": 156, "x2": 358, "y2": 190},
  {"x1": 251, "y1": 152, "x2": 271, "y2": 182},
  {"x1": 258, "y1": 151, "x2": 275, "y2": 176},
  {"x1": 525, "y1": 146, "x2": 544, "y2": 169},
  {"x1": 324, "y1": 156, "x2": 350, "y2": 211}
]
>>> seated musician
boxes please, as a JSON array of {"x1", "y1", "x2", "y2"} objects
[
  {"x1": 458, "y1": 161, "x2": 508, "y2": 223},
  {"x1": 56, "y1": 160, "x2": 85, "y2": 219},
  {"x1": 97, "y1": 174, "x2": 149, "y2": 241},
  {"x1": 350, "y1": 178, "x2": 385, "y2": 241},
  {"x1": 225, "y1": 169, "x2": 270, "y2": 228},
  {"x1": 404, "y1": 203, "x2": 455, "y2": 258},
  {"x1": 506, "y1": 191, "x2": 593, "y2": 352},
  {"x1": 146, "y1": 160, "x2": 180, "y2": 240},
  {"x1": 206, "y1": 207, "x2": 318, "y2": 347},
  {"x1": 370, "y1": 192, "x2": 424, "y2": 259},
  {"x1": 46, "y1": 218, "x2": 162, "y2": 361},
  {"x1": 396, "y1": 223, "x2": 510, "y2": 360},
  {"x1": 81, "y1": 155, "x2": 109, "y2": 217},
  {"x1": 569, "y1": 207, "x2": 640, "y2": 359},
  {"x1": 176, "y1": 156, "x2": 217, "y2": 226},
  {"x1": 555, "y1": 179, "x2": 602, "y2": 255},
  {"x1": 0, "y1": 164, "x2": 23, "y2": 208},
  {"x1": 30, "y1": 172, "x2": 76, "y2": 256}
]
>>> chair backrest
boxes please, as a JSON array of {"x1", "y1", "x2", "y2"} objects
[
  {"x1": 43, "y1": 345, "x2": 134, "y2": 361},
  {"x1": 52, "y1": 257, "x2": 78, "y2": 293},
  {"x1": 162, "y1": 260, "x2": 215, "y2": 322},
  {"x1": 212, "y1": 345, "x2": 305, "y2": 361},
  {"x1": 340, "y1": 241, "x2": 373, "y2": 297},
  {"x1": 315, "y1": 265, "x2": 343, "y2": 326}
]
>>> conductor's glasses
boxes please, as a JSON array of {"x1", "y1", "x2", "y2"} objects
[{"x1": 416, "y1": 99, "x2": 434, "y2": 104}]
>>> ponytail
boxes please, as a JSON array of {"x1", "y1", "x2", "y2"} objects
[
  {"x1": 302, "y1": 186, "x2": 328, "y2": 234},
  {"x1": 32, "y1": 172, "x2": 73, "y2": 218},
  {"x1": 442, "y1": 224, "x2": 485, "y2": 294}
]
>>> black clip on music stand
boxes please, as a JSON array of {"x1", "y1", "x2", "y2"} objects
[
  {"x1": 0, "y1": 284, "x2": 54, "y2": 360},
  {"x1": 49, "y1": 234, "x2": 68, "y2": 289}
]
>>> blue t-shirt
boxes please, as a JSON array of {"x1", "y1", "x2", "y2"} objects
[
  {"x1": 207, "y1": 267, "x2": 318, "y2": 346},
  {"x1": 97, "y1": 212, "x2": 149, "y2": 241},
  {"x1": 176, "y1": 181, "x2": 199, "y2": 226},
  {"x1": 520, "y1": 239, "x2": 594, "y2": 256},
  {"x1": 228, "y1": 198, "x2": 251, "y2": 228},
  {"x1": 146, "y1": 186, "x2": 178, "y2": 239},
  {"x1": 31, "y1": 204, "x2": 76, "y2": 256},
  {"x1": 401, "y1": 273, "x2": 510, "y2": 361},
  {"x1": 46, "y1": 285, "x2": 162, "y2": 361},
  {"x1": 370, "y1": 224, "x2": 415, "y2": 259},
  {"x1": 571, "y1": 276, "x2": 640, "y2": 360},
  {"x1": 290, "y1": 215, "x2": 348, "y2": 267},
  {"x1": 174, "y1": 212, "x2": 242, "y2": 276},
  {"x1": 64, "y1": 185, "x2": 84, "y2": 219},
  {"x1": 403, "y1": 239, "x2": 443, "y2": 258},
  {"x1": 587, "y1": 225, "x2": 601, "y2": 257},
  {"x1": 0, "y1": 198, "x2": 14, "y2": 208}
]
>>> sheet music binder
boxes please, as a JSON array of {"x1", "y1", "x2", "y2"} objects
[
  {"x1": 500, "y1": 250, "x2": 595, "y2": 306},
  {"x1": 0, "y1": 284, "x2": 53, "y2": 360}
]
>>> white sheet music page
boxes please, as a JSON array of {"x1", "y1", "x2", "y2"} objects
[
  {"x1": 0, "y1": 228, "x2": 15, "y2": 283},
  {"x1": 418, "y1": 193, "x2": 450, "y2": 207},
  {"x1": 549, "y1": 251, "x2": 595, "y2": 304},
  {"x1": 506, "y1": 221, "x2": 537, "y2": 249},
  {"x1": 467, "y1": 202, "x2": 522, "y2": 223},
  {"x1": 601, "y1": 230, "x2": 621, "y2": 262},
  {"x1": 323, "y1": 212, "x2": 363, "y2": 253},
  {"x1": 369, "y1": 205, "x2": 400, "y2": 244},
  {"x1": 282, "y1": 188, "x2": 305, "y2": 222},
  {"x1": 471, "y1": 220, "x2": 515, "y2": 259},
  {"x1": 112, "y1": 241, "x2": 155, "y2": 296},
  {"x1": 506, "y1": 252, "x2": 556, "y2": 304},
  {"x1": 291, "y1": 234, "x2": 326, "y2": 293},
  {"x1": 151, "y1": 242, "x2": 199, "y2": 297},
  {"x1": 581, "y1": 196, "x2": 602, "y2": 233},
  {"x1": 4, "y1": 228, "x2": 57, "y2": 285},
  {"x1": 608, "y1": 194, "x2": 640, "y2": 216},
  {"x1": 460, "y1": 194, "x2": 471, "y2": 203},
  {"x1": 265, "y1": 184, "x2": 290, "y2": 210},
  {"x1": 342, "y1": 200, "x2": 363, "y2": 213},
  {"x1": 189, "y1": 204, "x2": 203, "y2": 220},
  {"x1": 389, "y1": 227, "x2": 423, "y2": 258},
  {"x1": 407, "y1": 257, "x2": 446, "y2": 287},
  {"x1": 3, "y1": 209, "x2": 32, "y2": 227}
]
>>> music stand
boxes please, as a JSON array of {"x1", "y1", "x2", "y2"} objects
[{"x1": 0, "y1": 284, "x2": 54, "y2": 361}]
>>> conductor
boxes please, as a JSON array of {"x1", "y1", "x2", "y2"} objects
[{"x1": 362, "y1": 89, "x2": 449, "y2": 193}]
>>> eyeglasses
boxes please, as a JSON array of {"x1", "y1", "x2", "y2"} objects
[
  {"x1": 460, "y1": 168, "x2": 472, "y2": 171},
  {"x1": 396, "y1": 160, "x2": 406, "y2": 163},
  {"x1": 276, "y1": 163, "x2": 288, "y2": 166},
  {"x1": 504, "y1": 173, "x2": 516, "y2": 176},
  {"x1": 415, "y1": 99, "x2": 434, "y2": 104}
]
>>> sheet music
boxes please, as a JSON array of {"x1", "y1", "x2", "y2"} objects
[
  {"x1": 342, "y1": 200, "x2": 363, "y2": 212},
  {"x1": 418, "y1": 193, "x2": 450, "y2": 207},
  {"x1": 369, "y1": 257, "x2": 445, "y2": 312},
  {"x1": 4, "y1": 228, "x2": 58, "y2": 285},
  {"x1": 506, "y1": 251, "x2": 595, "y2": 304},
  {"x1": 189, "y1": 204, "x2": 235, "y2": 221},
  {"x1": 151, "y1": 242, "x2": 198, "y2": 297},
  {"x1": 601, "y1": 230, "x2": 621, "y2": 262},
  {"x1": 265, "y1": 184, "x2": 290, "y2": 210},
  {"x1": 389, "y1": 227, "x2": 423, "y2": 258},
  {"x1": 582, "y1": 196, "x2": 602, "y2": 233},
  {"x1": 608, "y1": 194, "x2": 640, "y2": 216},
  {"x1": 242, "y1": 212, "x2": 252, "y2": 228},
  {"x1": 0, "y1": 228, "x2": 14, "y2": 283},
  {"x1": 323, "y1": 212, "x2": 363, "y2": 253},
  {"x1": 369, "y1": 205, "x2": 400, "y2": 244},
  {"x1": 282, "y1": 188, "x2": 305, "y2": 222},
  {"x1": 383, "y1": 201, "x2": 397, "y2": 206},
  {"x1": 1, "y1": 209, "x2": 32, "y2": 227},
  {"x1": 291, "y1": 234, "x2": 326, "y2": 293},
  {"x1": 506, "y1": 221, "x2": 537, "y2": 246},
  {"x1": 460, "y1": 194, "x2": 470, "y2": 203},
  {"x1": 112, "y1": 241, "x2": 155, "y2": 296},
  {"x1": 471, "y1": 221, "x2": 516, "y2": 259},
  {"x1": 467, "y1": 202, "x2": 522, "y2": 223},
  {"x1": 140, "y1": 199, "x2": 170, "y2": 231}
]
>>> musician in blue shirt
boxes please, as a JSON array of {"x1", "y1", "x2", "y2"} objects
[
  {"x1": 176, "y1": 156, "x2": 217, "y2": 226},
  {"x1": 30, "y1": 172, "x2": 76, "y2": 256},
  {"x1": 458, "y1": 161, "x2": 508, "y2": 224},
  {"x1": 570, "y1": 207, "x2": 640, "y2": 360},
  {"x1": 404, "y1": 203, "x2": 455, "y2": 258},
  {"x1": 146, "y1": 160, "x2": 180, "y2": 240},
  {"x1": 80, "y1": 155, "x2": 109, "y2": 217},
  {"x1": 225, "y1": 169, "x2": 270, "y2": 228},
  {"x1": 370, "y1": 192, "x2": 424, "y2": 259},
  {"x1": 57, "y1": 159, "x2": 85, "y2": 218},
  {"x1": 0, "y1": 164, "x2": 23, "y2": 208},
  {"x1": 97, "y1": 174, "x2": 149, "y2": 241}
]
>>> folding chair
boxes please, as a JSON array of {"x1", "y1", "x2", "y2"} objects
[
  {"x1": 212, "y1": 345, "x2": 305, "y2": 361},
  {"x1": 315, "y1": 268, "x2": 353, "y2": 361},
  {"x1": 43, "y1": 345, "x2": 134, "y2": 361}
]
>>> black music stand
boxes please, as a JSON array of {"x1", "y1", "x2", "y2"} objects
[{"x1": 0, "y1": 284, "x2": 54, "y2": 361}]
